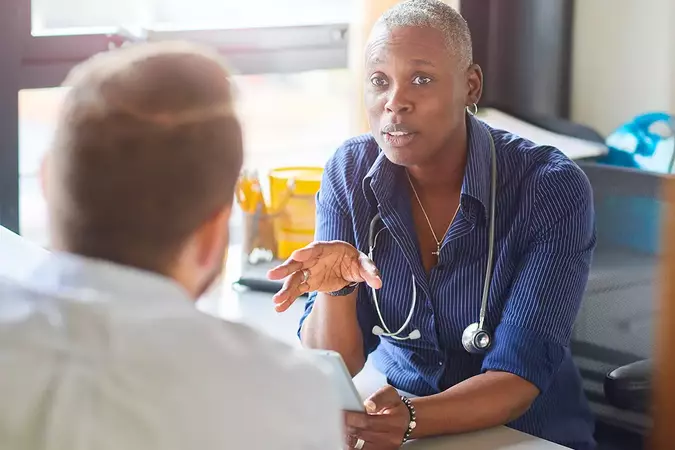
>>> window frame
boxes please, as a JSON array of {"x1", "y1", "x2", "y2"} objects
[
  {"x1": 0, "y1": 1, "x2": 22, "y2": 232},
  {"x1": 21, "y1": 25, "x2": 349, "y2": 89}
]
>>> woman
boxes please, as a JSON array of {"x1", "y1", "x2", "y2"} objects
[{"x1": 268, "y1": 1, "x2": 596, "y2": 449}]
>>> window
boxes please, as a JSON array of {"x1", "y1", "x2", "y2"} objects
[
  {"x1": 19, "y1": 69, "x2": 354, "y2": 245},
  {"x1": 22, "y1": 0, "x2": 351, "y2": 89},
  {"x1": 2, "y1": 0, "x2": 356, "y2": 236}
]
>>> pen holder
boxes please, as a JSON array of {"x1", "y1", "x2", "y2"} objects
[{"x1": 242, "y1": 207, "x2": 277, "y2": 265}]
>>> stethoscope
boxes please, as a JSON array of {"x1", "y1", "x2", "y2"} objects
[{"x1": 367, "y1": 131, "x2": 497, "y2": 354}]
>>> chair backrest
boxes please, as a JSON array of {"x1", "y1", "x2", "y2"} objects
[{"x1": 572, "y1": 163, "x2": 661, "y2": 435}]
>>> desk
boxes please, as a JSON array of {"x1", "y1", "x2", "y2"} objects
[
  {"x1": 404, "y1": 426, "x2": 568, "y2": 449},
  {"x1": 476, "y1": 108, "x2": 607, "y2": 160}
]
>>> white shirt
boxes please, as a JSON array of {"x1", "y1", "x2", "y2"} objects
[{"x1": 0, "y1": 252, "x2": 342, "y2": 450}]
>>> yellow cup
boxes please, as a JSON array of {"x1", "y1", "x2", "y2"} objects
[{"x1": 269, "y1": 167, "x2": 324, "y2": 260}]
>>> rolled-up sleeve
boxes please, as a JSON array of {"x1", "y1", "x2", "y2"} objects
[
  {"x1": 298, "y1": 153, "x2": 380, "y2": 356},
  {"x1": 481, "y1": 164, "x2": 596, "y2": 393}
]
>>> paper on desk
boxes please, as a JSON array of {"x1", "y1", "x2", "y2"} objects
[{"x1": 477, "y1": 108, "x2": 607, "y2": 160}]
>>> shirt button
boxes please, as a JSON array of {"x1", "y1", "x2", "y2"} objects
[{"x1": 438, "y1": 361, "x2": 444, "y2": 366}]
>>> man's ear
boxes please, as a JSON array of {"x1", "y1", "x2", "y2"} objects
[
  {"x1": 195, "y1": 205, "x2": 231, "y2": 267},
  {"x1": 40, "y1": 152, "x2": 50, "y2": 201}
]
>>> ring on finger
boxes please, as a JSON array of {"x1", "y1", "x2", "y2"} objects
[
  {"x1": 301, "y1": 269, "x2": 310, "y2": 284},
  {"x1": 354, "y1": 437, "x2": 365, "y2": 449}
]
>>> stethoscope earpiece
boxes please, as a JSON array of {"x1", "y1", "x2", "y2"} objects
[{"x1": 372, "y1": 325, "x2": 421, "y2": 340}]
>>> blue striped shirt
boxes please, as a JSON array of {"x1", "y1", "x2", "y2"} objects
[{"x1": 299, "y1": 114, "x2": 596, "y2": 449}]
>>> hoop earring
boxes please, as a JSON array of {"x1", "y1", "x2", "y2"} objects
[{"x1": 466, "y1": 103, "x2": 478, "y2": 116}]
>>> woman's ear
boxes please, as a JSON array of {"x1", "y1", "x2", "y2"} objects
[{"x1": 466, "y1": 63, "x2": 484, "y2": 106}]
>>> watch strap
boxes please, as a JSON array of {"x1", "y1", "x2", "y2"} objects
[{"x1": 326, "y1": 282, "x2": 359, "y2": 297}]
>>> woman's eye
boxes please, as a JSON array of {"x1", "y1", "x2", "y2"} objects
[
  {"x1": 412, "y1": 76, "x2": 432, "y2": 85},
  {"x1": 370, "y1": 76, "x2": 388, "y2": 87}
]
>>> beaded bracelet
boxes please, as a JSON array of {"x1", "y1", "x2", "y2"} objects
[{"x1": 401, "y1": 396, "x2": 417, "y2": 443}]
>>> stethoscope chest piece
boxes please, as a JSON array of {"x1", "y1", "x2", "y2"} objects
[{"x1": 461, "y1": 322, "x2": 492, "y2": 354}]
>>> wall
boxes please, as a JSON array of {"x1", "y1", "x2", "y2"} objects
[{"x1": 570, "y1": 0, "x2": 675, "y2": 136}]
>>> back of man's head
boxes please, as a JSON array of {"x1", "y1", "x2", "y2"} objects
[{"x1": 44, "y1": 41, "x2": 243, "y2": 275}]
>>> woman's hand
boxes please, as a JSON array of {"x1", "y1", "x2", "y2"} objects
[
  {"x1": 344, "y1": 386, "x2": 411, "y2": 450},
  {"x1": 267, "y1": 240, "x2": 382, "y2": 312}
]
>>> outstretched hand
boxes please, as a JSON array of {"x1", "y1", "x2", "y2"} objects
[{"x1": 267, "y1": 240, "x2": 382, "y2": 312}]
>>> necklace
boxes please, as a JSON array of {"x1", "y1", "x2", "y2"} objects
[{"x1": 406, "y1": 170, "x2": 461, "y2": 256}]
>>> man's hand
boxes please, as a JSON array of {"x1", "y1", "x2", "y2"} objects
[
  {"x1": 344, "y1": 386, "x2": 410, "y2": 449},
  {"x1": 267, "y1": 240, "x2": 382, "y2": 312}
]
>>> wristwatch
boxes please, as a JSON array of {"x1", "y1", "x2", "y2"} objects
[{"x1": 327, "y1": 282, "x2": 359, "y2": 297}]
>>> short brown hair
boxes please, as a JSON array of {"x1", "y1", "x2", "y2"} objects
[{"x1": 47, "y1": 41, "x2": 243, "y2": 273}]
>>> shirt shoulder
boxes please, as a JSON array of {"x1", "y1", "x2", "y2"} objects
[
  {"x1": 489, "y1": 127, "x2": 593, "y2": 233},
  {"x1": 323, "y1": 134, "x2": 380, "y2": 188},
  {"x1": 0, "y1": 281, "x2": 342, "y2": 450},
  {"x1": 490, "y1": 126, "x2": 591, "y2": 195},
  {"x1": 316, "y1": 134, "x2": 380, "y2": 215}
]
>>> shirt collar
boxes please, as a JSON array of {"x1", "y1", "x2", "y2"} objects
[
  {"x1": 363, "y1": 146, "x2": 399, "y2": 207},
  {"x1": 26, "y1": 252, "x2": 194, "y2": 308},
  {"x1": 363, "y1": 114, "x2": 493, "y2": 222}
]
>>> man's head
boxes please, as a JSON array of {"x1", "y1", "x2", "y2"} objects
[
  {"x1": 365, "y1": 0, "x2": 483, "y2": 167},
  {"x1": 43, "y1": 41, "x2": 243, "y2": 299}
]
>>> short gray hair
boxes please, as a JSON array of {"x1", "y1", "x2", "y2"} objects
[{"x1": 376, "y1": 0, "x2": 473, "y2": 68}]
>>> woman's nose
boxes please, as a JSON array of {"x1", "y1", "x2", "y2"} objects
[{"x1": 384, "y1": 88, "x2": 413, "y2": 114}]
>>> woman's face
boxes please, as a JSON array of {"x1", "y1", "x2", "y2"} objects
[{"x1": 364, "y1": 25, "x2": 482, "y2": 167}]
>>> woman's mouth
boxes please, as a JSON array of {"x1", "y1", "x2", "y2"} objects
[{"x1": 383, "y1": 131, "x2": 416, "y2": 147}]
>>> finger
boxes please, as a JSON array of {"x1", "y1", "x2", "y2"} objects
[
  {"x1": 357, "y1": 254, "x2": 382, "y2": 289},
  {"x1": 289, "y1": 243, "x2": 324, "y2": 262},
  {"x1": 344, "y1": 411, "x2": 370, "y2": 431},
  {"x1": 266, "y1": 258, "x2": 305, "y2": 281},
  {"x1": 345, "y1": 412, "x2": 401, "y2": 434},
  {"x1": 350, "y1": 430, "x2": 398, "y2": 449},
  {"x1": 344, "y1": 434, "x2": 359, "y2": 449},
  {"x1": 364, "y1": 386, "x2": 401, "y2": 414},
  {"x1": 272, "y1": 270, "x2": 310, "y2": 312},
  {"x1": 267, "y1": 242, "x2": 326, "y2": 280}
]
